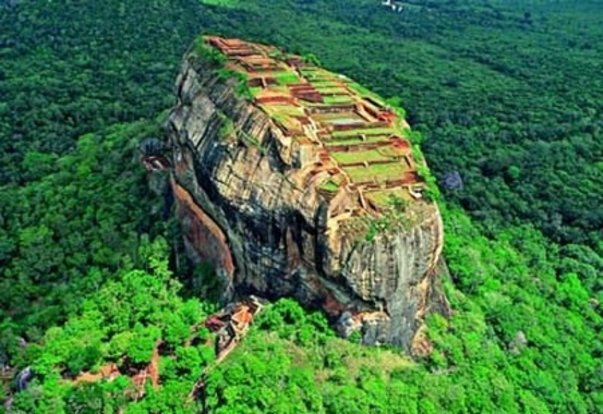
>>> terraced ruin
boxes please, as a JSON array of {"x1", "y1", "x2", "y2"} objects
[
  {"x1": 168, "y1": 36, "x2": 447, "y2": 348},
  {"x1": 206, "y1": 36, "x2": 427, "y2": 214}
]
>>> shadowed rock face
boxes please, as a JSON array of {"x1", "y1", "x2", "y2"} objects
[{"x1": 167, "y1": 42, "x2": 450, "y2": 351}]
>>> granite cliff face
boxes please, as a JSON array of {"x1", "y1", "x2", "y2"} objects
[{"x1": 166, "y1": 37, "x2": 449, "y2": 351}]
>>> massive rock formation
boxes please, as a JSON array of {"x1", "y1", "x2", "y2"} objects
[{"x1": 166, "y1": 37, "x2": 449, "y2": 351}]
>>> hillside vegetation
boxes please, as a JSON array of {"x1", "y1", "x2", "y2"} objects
[{"x1": 0, "y1": 0, "x2": 601, "y2": 413}]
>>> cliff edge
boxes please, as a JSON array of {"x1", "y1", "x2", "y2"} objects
[{"x1": 166, "y1": 36, "x2": 450, "y2": 351}]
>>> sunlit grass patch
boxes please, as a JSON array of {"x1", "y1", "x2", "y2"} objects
[
  {"x1": 344, "y1": 162, "x2": 407, "y2": 182},
  {"x1": 323, "y1": 95, "x2": 354, "y2": 105},
  {"x1": 274, "y1": 71, "x2": 301, "y2": 85},
  {"x1": 332, "y1": 149, "x2": 390, "y2": 164},
  {"x1": 365, "y1": 188, "x2": 413, "y2": 207},
  {"x1": 319, "y1": 179, "x2": 340, "y2": 193},
  {"x1": 325, "y1": 134, "x2": 391, "y2": 146},
  {"x1": 317, "y1": 88, "x2": 349, "y2": 96},
  {"x1": 332, "y1": 127, "x2": 394, "y2": 138}
]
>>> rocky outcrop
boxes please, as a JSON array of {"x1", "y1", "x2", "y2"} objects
[{"x1": 166, "y1": 39, "x2": 450, "y2": 351}]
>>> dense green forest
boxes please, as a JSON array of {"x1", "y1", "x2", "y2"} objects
[{"x1": 1, "y1": 0, "x2": 601, "y2": 412}]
